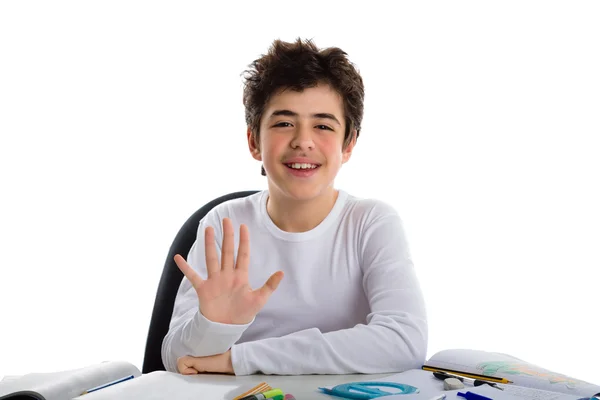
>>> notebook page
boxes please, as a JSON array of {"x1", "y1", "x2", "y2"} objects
[
  {"x1": 426, "y1": 349, "x2": 600, "y2": 397},
  {"x1": 72, "y1": 371, "x2": 242, "y2": 400}
]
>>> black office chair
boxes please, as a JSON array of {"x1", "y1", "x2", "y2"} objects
[{"x1": 142, "y1": 190, "x2": 259, "y2": 374}]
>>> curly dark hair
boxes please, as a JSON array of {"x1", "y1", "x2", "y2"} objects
[{"x1": 242, "y1": 38, "x2": 365, "y2": 175}]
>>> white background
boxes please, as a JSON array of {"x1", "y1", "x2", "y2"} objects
[{"x1": 1, "y1": 0, "x2": 599, "y2": 385}]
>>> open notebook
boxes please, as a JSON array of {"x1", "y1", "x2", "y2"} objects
[
  {"x1": 0, "y1": 361, "x2": 141, "y2": 400},
  {"x1": 0, "y1": 361, "x2": 257, "y2": 400},
  {"x1": 422, "y1": 349, "x2": 600, "y2": 399}
]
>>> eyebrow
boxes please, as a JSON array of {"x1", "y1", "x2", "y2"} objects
[{"x1": 269, "y1": 109, "x2": 342, "y2": 126}]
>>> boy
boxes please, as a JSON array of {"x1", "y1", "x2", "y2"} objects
[{"x1": 161, "y1": 38, "x2": 428, "y2": 376}]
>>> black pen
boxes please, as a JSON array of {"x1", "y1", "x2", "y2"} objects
[{"x1": 433, "y1": 371, "x2": 504, "y2": 391}]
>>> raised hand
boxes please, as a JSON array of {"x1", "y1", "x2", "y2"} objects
[{"x1": 174, "y1": 217, "x2": 283, "y2": 325}]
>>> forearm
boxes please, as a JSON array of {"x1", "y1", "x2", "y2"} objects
[
  {"x1": 231, "y1": 312, "x2": 428, "y2": 376},
  {"x1": 161, "y1": 309, "x2": 251, "y2": 372}
]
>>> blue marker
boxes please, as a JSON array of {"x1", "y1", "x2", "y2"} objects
[
  {"x1": 457, "y1": 391, "x2": 493, "y2": 400},
  {"x1": 81, "y1": 374, "x2": 135, "y2": 395}
]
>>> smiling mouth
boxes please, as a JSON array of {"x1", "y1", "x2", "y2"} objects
[{"x1": 284, "y1": 163, "x2": 321, "y2": 170}]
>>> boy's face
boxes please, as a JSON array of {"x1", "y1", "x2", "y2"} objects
[{"x1": 248, "y1": 83, "x2": 355, "y2": 202}]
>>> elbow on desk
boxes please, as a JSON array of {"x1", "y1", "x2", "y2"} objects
[
  {"x1": 382, "y1": 338, "x2": 427, "y2": 374},
  {"x1": 372, "y1": 336, "x2": 426, "y2": 374},
  {"x1": 396, "y1": 339, "x2": 427, "y2": 372},
  {"x1": 385, "y1": 319, "x2": 428, "y2": 373},
  {"x1": 353, "y1": 331, "x2": 426, "y2": 374}
]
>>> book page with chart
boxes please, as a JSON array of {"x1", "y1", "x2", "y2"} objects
[
  {"x1": 371, "y1": 369, "x2": 585, "y2": 400},
  {"x1": 424, "y1": 349, "x2": 600, "y2": 397}
]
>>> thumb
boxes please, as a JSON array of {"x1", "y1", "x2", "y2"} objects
[{"x1": 256, "y1": 271, "x2": 284, "y2": 299}]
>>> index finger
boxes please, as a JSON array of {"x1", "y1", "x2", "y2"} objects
[{"x1": 174, "y1": 254, "x2": 204, "y2": 291}]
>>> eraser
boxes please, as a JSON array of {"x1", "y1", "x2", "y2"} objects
[{"x1": 444, "y1": 378, "x2": 465, "y2": 390}]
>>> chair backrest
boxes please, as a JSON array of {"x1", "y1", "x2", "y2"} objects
[{"x1": 142, "y1": 190, "x2": 259, "y2": 373}]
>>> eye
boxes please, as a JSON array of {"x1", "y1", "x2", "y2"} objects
[
  {"x1": 273, "y1": 122, "x2": 293, "y2": 128},
  {"x1": 316, "y1": 125, "x2": 333, "y2": 131}
]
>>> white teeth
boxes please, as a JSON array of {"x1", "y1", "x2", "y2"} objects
[{"x1": 288, "y1": 163, "x2": 318, "y2": 169}]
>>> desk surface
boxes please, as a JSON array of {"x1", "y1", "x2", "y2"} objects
[
  {"x1": 69, "y1": 370, "x2": 394, "y2": 399},
  {"x1": 191, "y1": 372, "x2": 391, "y2": 399}
]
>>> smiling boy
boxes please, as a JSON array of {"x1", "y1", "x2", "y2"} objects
[{"x1": 161, "y1": 38, "x2": 428, "y2": 375}]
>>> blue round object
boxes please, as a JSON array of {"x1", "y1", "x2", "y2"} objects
[{"x1": 320, "y1": 381, "x2": 420, "y2": 399}]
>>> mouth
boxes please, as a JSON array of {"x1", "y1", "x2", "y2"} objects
[{"x1": 284, "y1": 162, "x2": 321, "y2": 170}]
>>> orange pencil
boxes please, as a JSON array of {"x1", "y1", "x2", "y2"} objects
[{"x1": 233, "y1": 382, "x2": 272, "y2": 400}]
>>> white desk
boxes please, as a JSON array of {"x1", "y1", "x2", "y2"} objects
[
  {"x1": 190, "y1": 372, "x2": 391, "y2": 398},
  {"x1": 73, "y1": 370, "x2": 393, "y2": 399}
]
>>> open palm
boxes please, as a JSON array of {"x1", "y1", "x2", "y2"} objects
[{"x1": 174, "y1": 218, "x2": 283, "y2": 325}]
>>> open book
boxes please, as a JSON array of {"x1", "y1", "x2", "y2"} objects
[
  {"x1": 423, "y1": 349, "x2": 600, "y2": 399},
  {"x1": 0, "y1": 363, "x2": 261, "y2": 400},
  {"x1": 0, "y1": 361, "x2": 141, "y2": 400}
]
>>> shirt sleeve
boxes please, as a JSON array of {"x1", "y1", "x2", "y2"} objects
[
  {"x1": 230, "y1": 208, "x2": 428, "y2": 376},
  {"x1": 161, "y1": 209, "x2": 253, "y2": 372}
]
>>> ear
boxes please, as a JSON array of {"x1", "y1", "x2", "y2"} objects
[
  {"x1": 341, "y1": 129, "x2": 357, "y2": 164},
  {"x1": 247, "y1": 127, "x2": 262, "y2": 161}
]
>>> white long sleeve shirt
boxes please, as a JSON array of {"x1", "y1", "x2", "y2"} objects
[{"x1": 161, "y1": 190, "x2": 428, "y2": 375}]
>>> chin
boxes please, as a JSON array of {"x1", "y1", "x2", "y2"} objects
[{"x1": 272, "y1": 181, "x2": 332, "y2": 202}]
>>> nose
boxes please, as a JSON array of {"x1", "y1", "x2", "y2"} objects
[{"x1": 289, "y1": 123, "x2": 315, "y2": 151}]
